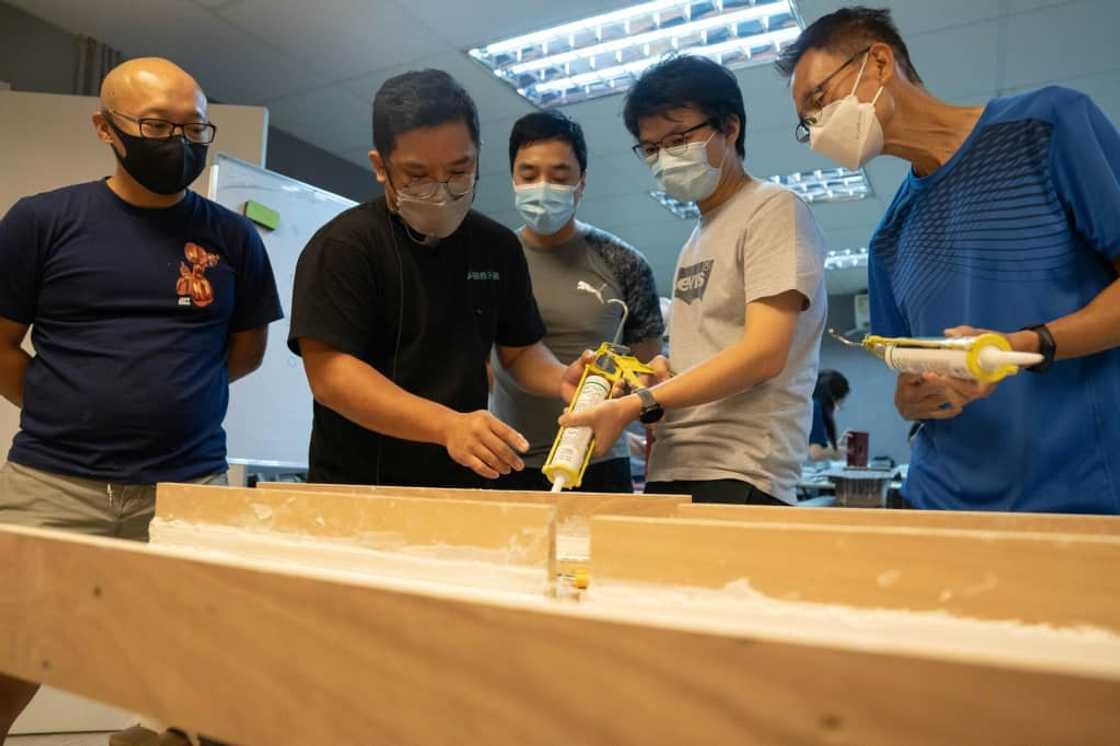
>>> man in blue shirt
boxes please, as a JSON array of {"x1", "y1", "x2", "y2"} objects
[
  {"x1": 778, "y1": 7, "x2": 1120, "y2": 513},
  {"x1": 0, "y1": 57, "x2": 282, "y2": 737}
]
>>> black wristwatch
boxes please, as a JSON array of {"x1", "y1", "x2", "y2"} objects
[
  {"x1": 635, "y1": 388, "x2": 664, "y2": 424},
  {"x1": 1022, "y1": 323, "x2": 1056, "y2": 373}
]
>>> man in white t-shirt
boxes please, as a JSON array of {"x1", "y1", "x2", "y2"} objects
[{"x1": 561, "y1": 56, "x2": 827, "y2": 505}]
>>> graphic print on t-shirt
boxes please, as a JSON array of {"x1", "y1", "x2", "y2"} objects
[
  {"x1": 177, "y1": 241, "x2": 221, "y2": 307},
  {"x1": 674, "y1": 259, "x2": 714, "y2": 304}
]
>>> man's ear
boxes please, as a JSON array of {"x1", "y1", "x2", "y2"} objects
[
  {"x1": 869, "y1": 42, "x2": 896, "y2": 86},
  {"x1": 93, "y1": 111, "x2": 124, "y2": 156},
  {"x1": 723, "y1": 114, "x2": 742, "y2": 148},
  {"x1": 369, "y1": 149, "x2": 388, "y2": 185}
]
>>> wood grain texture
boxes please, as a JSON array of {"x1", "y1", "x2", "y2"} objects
[
  {"x1": 2, "y1": 525, "x2": 1118, "y2": 746},
  {"x1": 679, "y1": 503, "x2": 1120, "y2": 534},
  {"x1": 591, "y1": 515, "x2": 1120, "y2": 631},
  {"x1": 156, "y1": 483, "x2": 555, "y2": 568},
  {"x1": 257, "y1": 481, "x2": 688, "y2": 522}
]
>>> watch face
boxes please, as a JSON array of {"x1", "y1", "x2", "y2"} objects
[{"x1": 639, "y1": 401, "x2": 664, "y2": 424}]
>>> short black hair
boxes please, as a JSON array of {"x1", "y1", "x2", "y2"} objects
[
  {"x1": 776, "y1": 7, "x2": 922, "y2": 85},
  {"x1": 623, "y1": 54, "x2": 747, "y2": 158},
  {"x1": 372, "y1": 69, "x2": 480, "y2": 159},
  {"x1": 508, "y1": 111, "x2": 588, "y2": 174}
]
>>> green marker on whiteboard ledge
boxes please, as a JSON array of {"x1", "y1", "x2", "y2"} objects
[{"x1": 829, "y1": 329, "x2": 1043, "y2": 383}]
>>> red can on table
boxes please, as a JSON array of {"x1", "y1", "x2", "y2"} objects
[{"x1": 846, "y1": 431, "x2": 870, "y2": 468}]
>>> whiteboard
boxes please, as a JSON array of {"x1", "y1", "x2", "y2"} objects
[{"x1": 208, "y1": 154, "x2": 357, "y2": 467}]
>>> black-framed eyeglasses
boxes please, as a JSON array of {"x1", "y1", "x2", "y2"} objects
[
  {"x1": 793, "y1": 46, "x2": 872, "y2": 144},
  {"x1": 388, "y1": 163, "x2": 477, "y2": 200},
  {"x1": 631, "y1": 119, "x2": 717, "y2": 161},
  {"x1": 106, "y1": 109, "x2": 217, "y2": 144}
]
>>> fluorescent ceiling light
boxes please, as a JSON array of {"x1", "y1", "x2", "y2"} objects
[
  {"x1": 767, "y1": 167, "x2": 872, "y2": 203},
  {"x1": 824, "y1": 248, "x2": 869, "y2": 271},
  {"x1": 468, "y1": 0, "x2": 804, "y2": 108},
  {"x1": 649, "y1": 190, "x2": 701, "y2": 219},
  {"x1": 650, "y1": 167, "x2": 872, "y2": 219}
]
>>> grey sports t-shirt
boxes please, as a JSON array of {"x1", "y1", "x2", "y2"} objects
[
  {"x1": 491, "y1": 222, "x2": 663, "y2": 467},
  {"x1": 649, "y1": 179, "x2": 827, "y2": 504}
]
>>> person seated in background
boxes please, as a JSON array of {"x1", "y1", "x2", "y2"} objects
[
  {"x1": 808, "y1": 369, "x2": 850, "y2": 461},
  {"x1": 779, "y1": 7, "x2": 1120, "y2": 513},
  {"x1": 289, "y1": 70, "x2": 586, "y2": 489},
  {"x1": 559, "y1": 56, "x2": 828, "y2": 506},
  {"x1": 490, "y1": 110, "x2": 664, "y2": 493},
  {"x1": 0, "y1": 57, "x2": 282, "y2": 743}
]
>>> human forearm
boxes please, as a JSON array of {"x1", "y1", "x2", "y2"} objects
[
  {"x1": 0, "y1": 346, "x2": 30, "y2": 408},
  {"x1": 808, "y1": 443, "x2": 842, "y2": 461},
  {"x1": 301, "y1": 341, "x2": 456, "y2": 446},
  {"x1": 642, "y1": 338, "x2": 785, "y2": 412},
  {"x1": 227, "y1": 327, "x2": 268, "y2": 383},
  {"x1": 1009, "y1": 270, "x2": 1120, "y2": 361},
  {"x1": 501, "y1": 342, "x2": 568, "y2": 399}
]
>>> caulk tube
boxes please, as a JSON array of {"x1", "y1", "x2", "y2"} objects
[
  {"x1": 880, "y1": 346, "x2": 975, "y2": 379},
  {"x1": 877, "y1": 333, "x2": 1043, "y2": 383},
  {"x1": 542, "y1": 374, "x2": 611, "y2": 490}
]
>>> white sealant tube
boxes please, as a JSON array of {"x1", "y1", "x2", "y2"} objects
[
  {"x1": 544, "y1": 374, "x2": 611, "y2": 489},
  {"x1": 882, "y1": 346, "x2": 1042, "y2": 381}
]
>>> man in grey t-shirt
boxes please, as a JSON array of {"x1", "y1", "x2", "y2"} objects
[
  {"x1": 559, "y1": 57, "x2": 827, "y2": 506},
  {"x1": 491, "y1": 111, "x2": 663, "y2": 492}
]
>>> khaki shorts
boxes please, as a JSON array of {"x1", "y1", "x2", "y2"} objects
[{"x1": 0, "y1": 461, "x2": 227, "y2": 542}]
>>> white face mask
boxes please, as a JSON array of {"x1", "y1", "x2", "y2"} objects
[
  {"x1": 514, "y1": 181, "x2": 579, "y2": 236},
  {"x1": 809, "y1": 53, "x2": 885, "y2": 169},
  {"x1": 394, "y1": 182, "x2": 474, "y2": 240},
  {"x1": 650, "y1": 132, "x2": 726, "y2": 204}
]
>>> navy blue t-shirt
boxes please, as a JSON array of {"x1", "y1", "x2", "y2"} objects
[
  {"x1": 0, "y1": 180, "x2": 283, "y2": 483},
  {"x1": 869, "y1": 87, "x2": 1120, "y2": 514}
]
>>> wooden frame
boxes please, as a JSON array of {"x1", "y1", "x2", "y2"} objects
[
  {"x1": 257, "y1": 481, "x2": 689, "y2": 523},
  {"x1": 591, "y1": 515, "x2": 1120, "y2": 631},
  {"x1": 678, "y1": 503, "x2": 1120, "y2": 534},
  {"x1": 157, "y1": 483, "x2": 556, "y2": 569},
  {"x1": 2, "y1": 524, "x2": 1118, "y2": 746}
]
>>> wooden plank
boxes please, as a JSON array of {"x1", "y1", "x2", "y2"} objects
[
  {"x1": 156, "y1": 483, "x2": 555, "y2": 568},
  {"x1": 257, "y1": 481, "x2": 689, "y2": 522},
  {"x1": 591, "y1": 515, "x2": 1120, "y2": 632},
  {"x1": 679, "y1": 503, "x2": 1120, "y2": 535},
  {"x1": 1, "y1": 525, "x2": 1118, "y2": 746}
]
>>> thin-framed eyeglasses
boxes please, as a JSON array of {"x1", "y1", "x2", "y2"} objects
[
  {"x1": 631, "y1": 119, "x2": 717, "y2": 161},
  {"x1": 105, "y1": 109, "x2": 217, "y2": 144}
]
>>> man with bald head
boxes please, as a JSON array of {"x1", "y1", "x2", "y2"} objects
[{"x1": 0, "y1": 57, "x2": 281, "y2": 737}]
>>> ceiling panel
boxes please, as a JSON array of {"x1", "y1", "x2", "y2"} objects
[
  {"x1": 559, "y1": 95, "x2": 634, "y2": 157},
  {"x1": 905, "y1": 21, "x2": 1001, "y2": 99},
  {"x1": 216, "y1": 0, "x2": 446, "y2": 80},
  {"x1": 797, "y1": 0, "x2": 1002, "y2": 34},
  {"x1": 1002, "y1": 0, "x2": 1120, "y2": 90},
  {"x1": 265, "y1": 85, "x2": 372, "y2": 154},
  {"x1": 8, "y1": 0, "x2": 324, "y2": 104},
  {"x1": 403, "y1": 0, "x2": 635, "y2": 49}
]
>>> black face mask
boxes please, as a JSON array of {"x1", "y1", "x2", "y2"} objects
[{"x1": 106, "y1": 119, "x2": 208, "y2": 195}]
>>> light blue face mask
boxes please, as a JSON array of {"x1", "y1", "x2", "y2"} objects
[{"x1": 514, "y1": 181, "x2": 579, "y2": 235}]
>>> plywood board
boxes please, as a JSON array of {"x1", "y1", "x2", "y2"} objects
[
  {"x1": 679, "y1": 503, "x2": 1120, "y2": 535},
  {"x1": 591, "y1": 515, "x2": 1120, "y2": 632},
  {"x1": 1, "y1": 525, "x2": 1118, "y2": 746},
  {"x1": 156, "y1": 483, "x2": 554, "y2": 568},
  {"x1": 257, "y1": 481, "x2": 688, "y2": 522}
]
